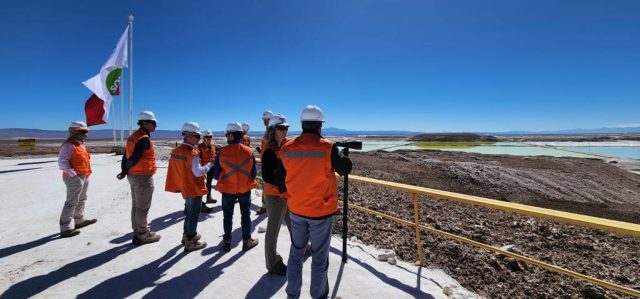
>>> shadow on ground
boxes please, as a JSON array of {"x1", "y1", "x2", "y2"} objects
[
  {"x1": 0, "y1": 244, "x2": 134, "y2": 299},
  {"x1": 329, "y1": 247, "x2": 436, "y2": 299}
]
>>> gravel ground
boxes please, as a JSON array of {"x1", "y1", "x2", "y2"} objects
[{"x1": 334, "y1": 150, "x2": 640, "y2": 298}]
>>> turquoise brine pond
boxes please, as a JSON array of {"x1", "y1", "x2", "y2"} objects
[
  {"x1": 559, "y1": 146, "x2": 640, "y2": 160},
  {"x1": 355, "y1": 141, "x2": 640, "y2": 160}
]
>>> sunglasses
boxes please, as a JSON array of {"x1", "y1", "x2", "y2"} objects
[
  {"x1": 145, "y1": 120, "x2": 157, "y2": 126},
  {"x1": 276, "y1": 126, "x2": 289, "y2": 131}
]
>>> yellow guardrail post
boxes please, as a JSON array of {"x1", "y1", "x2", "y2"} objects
[{"x1": 411, "y1": 192, "x2": 425, "y2": 266}]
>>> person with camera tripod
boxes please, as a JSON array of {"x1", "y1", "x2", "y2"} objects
[{"x1": 277, "y1": 105, "x2": 352, "y2": 299}]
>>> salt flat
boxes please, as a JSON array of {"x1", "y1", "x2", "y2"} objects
[{"x1": 0, "y1": 153, "x2": 475, "y2": 299}]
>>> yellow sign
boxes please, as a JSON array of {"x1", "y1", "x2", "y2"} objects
[{"x1": 18, "y1": 138, "x2": 36, "y2": 148}]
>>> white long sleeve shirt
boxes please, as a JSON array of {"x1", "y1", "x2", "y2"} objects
[
  {"x1": 183, "y1": 143, "x2": 213, "y2": 177},
  {"x1": 58, "y1": 141, "x2": 85, "y2": 177}
]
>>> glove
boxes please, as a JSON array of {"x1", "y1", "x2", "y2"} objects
[{"x1": 116, "y1": 172, "x2": 127, "y2": 180}]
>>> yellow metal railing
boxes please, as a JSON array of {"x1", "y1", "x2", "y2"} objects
[
  {"x1": 348, "y1": 175, "x2": 640, "y2": 237},
  {"x1": 255, "y1": 158, "x2": 640, "y2": 297},
  {"x1": 340, "y1": 174, "x2": 640, "y2": 297}
]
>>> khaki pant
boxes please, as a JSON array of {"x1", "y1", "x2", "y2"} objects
[
  {"x1": 60, "y1": 175, "x2": 89, "y2": 232},
  {"x1": 264, "y1": 194, "x2": 291, "y2": 272},
  {"x1": 127, "y1": 174, "x2": 154, "y2": 234}
]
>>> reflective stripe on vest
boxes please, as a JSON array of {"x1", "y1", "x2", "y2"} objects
[
  {"x1": 165, "y1": 144, "x2": 207, "y2": 197},
  {"x1": 279, "y1": 133, "x2": 337, "y2": 218},
  {"x1": 215, "y1": 143, "x2": 256, "y2": 194},
  {"x1": 221, "y1": 159, "x2": 250, "y2": 180},
  {"x1": 126, "y1": 129, "x2": 156, "y2": 175},
  {"x1": 283, "y1": 151, "x2": 325, "y2": 158}
]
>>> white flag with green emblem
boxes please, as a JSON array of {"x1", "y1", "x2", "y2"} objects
[{"x1": 83, "y1": 25, "x2": 129, "y2": 126}]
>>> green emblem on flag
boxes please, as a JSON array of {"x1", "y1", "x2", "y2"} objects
[{"x1": 106, "y1": 68, "x2": 122, "y2": 96}]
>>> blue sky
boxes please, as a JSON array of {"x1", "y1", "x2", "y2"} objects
[{"x1": 0, "y1": 1, "x2": 638, "y2": 132}]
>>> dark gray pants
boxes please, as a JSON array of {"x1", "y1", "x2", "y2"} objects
[{"x1": 264, "y1": 194, "x2": 291, "y2": 272}]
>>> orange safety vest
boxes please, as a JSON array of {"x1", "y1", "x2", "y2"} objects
[
  {"x1": 263, "y1": 138, "x2": 289, "y2": 197},
  {"x1": 61, "y1": 140, "x2": 91, "y2": 177},
  {"x1": 165, "y1": 144, "x2": 208, "y2": 197},
  {"x1": 215, "y1": 143, "x2": 257, "y2": 194},
  {"x1": 279, "y1": 133, "x2": 337, "y2": 218},
  {"x1": 126, "y1": 129, "x2": 157, "y2": 175},
  {"x1": 242, "y1": 135, "x2": 251, "y2": 147},
  {"x1": 198, "y1": 143, "x2": 216, "y2": 166}
]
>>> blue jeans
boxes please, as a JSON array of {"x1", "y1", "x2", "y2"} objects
[
  {"x1": 286, "y1": 213, "x2": 334, "y2": 299},
  {"x1": 183, "y1": 196, "x2": 201, "y2": 239},
  {"x1": 222, "y1": 192, "x2": 252, "y2": 241}
]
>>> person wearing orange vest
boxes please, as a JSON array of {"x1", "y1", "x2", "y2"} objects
[
  {"x1": 241, "y1": 122, "x2": 251, "y2": 146},
  {"x1": 165, "y1": 122, "x2": 211, "y2": 252},
  {"x1": 198, "y1": 129, "x2": 217, "y2": 208},
  {"x1": 261, "y1": 113, "x2": 292, "y2": 275},
  {"x1": 255, "y1": 110, "x2": 273, "y2": 216},
  {"x1": 277, "y1": 105, "x2": 352, "y2": 299},
  {"x1": 58, "y1": 121, "x2": 97, "y2": 238},
  {"x1": 117, "y1": 111, "x2": 161, "y2": 245},
  {"x1": 213, "y1": 122, "x2": 259, "y2": 252}
]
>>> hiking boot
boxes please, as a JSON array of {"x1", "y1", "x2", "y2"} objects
[
  {"x1": 206, "y1": 195, "x2": 217, "y2": 204},
  {"x1": 181, "y1": 233, "x2": 201, "y2": 244},
  {"x1": 133, "y1": 231, "x2": 161, "y2": 245},
  {"x1": 222, "y1": 240, "x2": 231, "y2": 252},
  {"x1": 74, "y1": 218, "x2": 97, "y2": 229},
  {"x1": 184, "y1": 238, "x2": 207, "y2": 252},
  {"x1": 256, "y1": 207, "x2": 266, "y2": 215},
  {"x1": 200, "y1": 203, "x2": 213, "y2": 213},
  {"x1": 242, "y1": 238, "x2": 259, "y2": 251},
  {"x1": 60, "y1": 229, "x2": 80, "y2": 238}
]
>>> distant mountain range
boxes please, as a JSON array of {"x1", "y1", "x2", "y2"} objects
[
  {"x1": 0, "y1": 127, "x2": 421, "y2": 139},
  {"x1": 1, "y1": 126, "x2": 639, "y2": 139}
]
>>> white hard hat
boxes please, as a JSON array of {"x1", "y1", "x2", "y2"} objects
[
  {"x1": 181, "y1": 121, "x2": 201, "y2": 135},
  {"x1": 69, "y1": 121, "x2": 88, "y2": 130},
  {"x1": 202, "y1": 130, "x2": 213, "y2": 137},
  {"x1": 241, "y1": 123, "x2": 250, "y2": 132},
  {"x1": 225, "y1": 122, "x2": 243, "y2": 133},
  {"x1": 268, "y1": 114, "x2": 290, "y2": 128},
  {"x1": 137, "y1": 111, "x2": 157, "y2": 121},
  {"x1": 262, "y1": 110, "x2": 273, "y2": 121},
  {"x1": 300, "y1": 105, "x2": 324, "y2": 122}
]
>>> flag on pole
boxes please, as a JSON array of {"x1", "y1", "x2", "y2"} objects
[{"x1": 83, "y1": 25, "x2": 129, "y2": 126}]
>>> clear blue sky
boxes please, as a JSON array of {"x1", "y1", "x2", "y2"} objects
[{"x1": 0, "y1": 1, "x2": 638, "y2": 132}]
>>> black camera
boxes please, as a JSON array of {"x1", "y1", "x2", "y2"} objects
[{"x1": 335, "y1": 140, "x2": 362, "y2": 150}]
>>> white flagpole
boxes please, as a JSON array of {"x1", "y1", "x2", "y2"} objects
[
  {"x1": 111, "y1": 99, "x2": 116, "y2": 147},
  {"x1": 128, "y1": 14, "x2": 134, "y2": 137},
  {"x1": 120, "y1": 70, "x2": 125, "y2": 145}
]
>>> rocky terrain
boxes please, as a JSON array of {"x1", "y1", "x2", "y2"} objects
[{"x1": 334, "y1": 150, "x2": 640, "y2": 298}]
